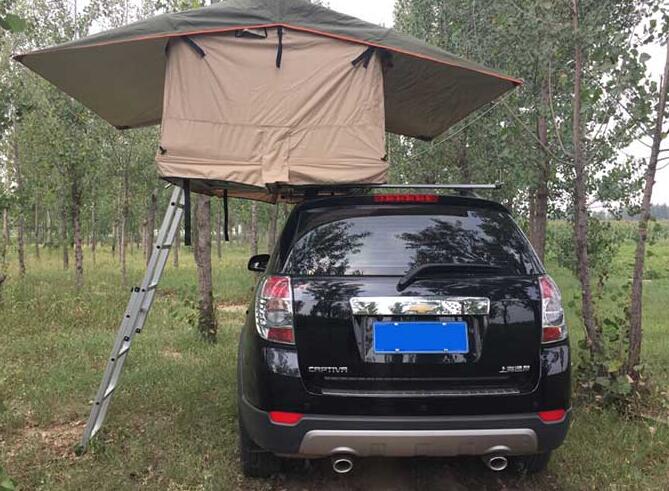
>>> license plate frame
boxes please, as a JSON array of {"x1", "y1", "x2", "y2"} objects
[{"x1": 373, "y1": 321, "x2": 469, "y2": 354}]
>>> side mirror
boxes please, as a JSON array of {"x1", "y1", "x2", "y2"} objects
[{"x1": 248, "y1": 254, "x2": 270, "y2": 273}]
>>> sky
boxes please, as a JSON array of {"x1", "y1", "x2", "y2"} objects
[{"x1": 327, "y1": 0, "x2": 668, "y2": 206}]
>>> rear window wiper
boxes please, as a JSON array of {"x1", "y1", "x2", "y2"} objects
[{"x1": 396, "y1": 263, "x2": 505, "y2": 291}]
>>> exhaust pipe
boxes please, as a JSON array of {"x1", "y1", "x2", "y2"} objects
[
  {"x1": 331, "y1": 454, "x2": 354, "y2": 474},
  {"x1": 483, "y1": 454, "x2": 509, "y2": 472}
]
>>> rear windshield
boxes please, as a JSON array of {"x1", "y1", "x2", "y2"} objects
[{"x1": 283, "y1": 206, "x2": 541, "y2": 276}]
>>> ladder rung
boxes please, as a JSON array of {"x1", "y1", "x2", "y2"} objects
[
  {"x1": 147, "y1": 282, "x2": 158, "y2": 291},
  {"x1": 117, "y1": 345, "x2": 130, "y2": 357},
  {"x1": 157, "y1": 244, "x2": 172, "y2": 250},
  {"x1": 103, "y1": 384, "x2": 117, "y2": 399}
]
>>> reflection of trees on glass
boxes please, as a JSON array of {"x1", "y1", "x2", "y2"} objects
[
  {"x1": 399, "y1": 212, "x2": 540, "y2": 275},
  {"x1": 305, "y1": 281, "x2": 362, "y2": 318},
  {"x1": 285, "y1": 221, "x2": 370, "y2": 276},
  {"x1": 265, "y1": 348, "x2": 299, "y2": 377}
]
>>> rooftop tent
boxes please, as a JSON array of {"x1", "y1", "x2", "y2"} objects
[{"x1": 14, "y1": 0, "x2": 521, "y2": 201}]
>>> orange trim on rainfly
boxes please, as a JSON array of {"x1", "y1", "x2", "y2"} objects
[{"x1": 14, "y1": 23, "x2": 523, "y2": 86}]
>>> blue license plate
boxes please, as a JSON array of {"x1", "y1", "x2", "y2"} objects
[{"x1": 373, "y1": 321, "x2": 469, "y2": 354}]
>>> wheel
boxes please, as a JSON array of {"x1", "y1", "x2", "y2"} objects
[
  {"x1": 238, "y1": 415, "x2": 282, "y2": 478},
  {"x1": 513, "y1": 451, "x2": 552, "y2": 474}
]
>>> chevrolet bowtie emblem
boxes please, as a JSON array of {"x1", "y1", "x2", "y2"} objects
[{"x1": 406, "y1": 303, "x2": 435, "y2": 314}]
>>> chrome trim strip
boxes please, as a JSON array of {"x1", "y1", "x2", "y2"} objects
[
  {"x1": 349, "y1": 296, "x2": 490, "y2": 316},
  {"x1": 298, "y1": 428, "x2": 537, "y2": 457},
  {"x1": 320, "y1": 387, "x2": 521, "y2": 398}
]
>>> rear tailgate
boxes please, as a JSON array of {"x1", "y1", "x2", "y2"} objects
[
  {"x1": 281, "y1": 199, "x2": 544, "y2": 398},
  {"x1": 292, "y1": 276, "x2": 542, "y2": 397}
]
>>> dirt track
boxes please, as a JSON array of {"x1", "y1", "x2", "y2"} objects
[{"x1": 270, "y1": 456, "x2": 553, "y2": 491}]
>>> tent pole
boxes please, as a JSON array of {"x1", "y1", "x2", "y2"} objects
[{"x1": 183, "y1": 179, "x2": 191, "y2": 246}]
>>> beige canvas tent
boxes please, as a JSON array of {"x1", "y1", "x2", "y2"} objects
[
  {"x1": 158, "y1": 29, "x2": 387, "y2": 198},
  {"x1": 14, "y1": 0, "x2": 521, "y2": 201}
]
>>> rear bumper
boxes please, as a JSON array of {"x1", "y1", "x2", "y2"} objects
[{"x1": 239, "y1": 395, "x2": 571, "y2": 458}]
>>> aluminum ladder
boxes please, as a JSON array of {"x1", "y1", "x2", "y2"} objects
[{"x1": 77, "y1": 185, "x2": 185, "y2": 453}]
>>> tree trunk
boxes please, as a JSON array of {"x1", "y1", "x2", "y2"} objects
[
  {"x1": 571, "y1": 0, "x2": 599, "y2": 352},
  {"x1": 71, "y1": 178, "x2": 84, "y2": 290},
  {"x1": 173, "y1": 221, "x2": 180, "y2": 268},
  {"x1": 34, "y1": 199, "x2": 40, "y2": 259},
  {"x1": 627, "y1": 38, "x2": 669, "y2": 376},
  {"x1": 145, "y1": 189, "x2": 158, "y2": 266},
  {"x1": 91, "y1": 202, "x2": 97, "y2": 265},
  {"x1": 46, "y1": 208, "x2": 52, "y2": 246},
  {"x1": 112, "y1": 219, "x2": 118, "y2": 258},
  {"x1": 141, "y1": 220, "x2": 147, "y2": 262},
  {"x1": 120, "y1": 168, "x2": 129, "y2": 283},
  {"x1": 2, "y1": 208, "x2": 9, "y2": 247},
  {"x1": 531, "y1": 77, "x2": 551, "y2": 262},
  {"x1": 112, "y1": 192, "x2": 120, "y2": 259},
  {"x1": 528, "y1": 190, "x2": 536, "y2": 246},
  {"x1": 192, "y1": 196, "x2": 200, "y2": 263},
  {"x1": 216, "y1": 198, "x2": 222, "y2": 259},
  {"x1": 194, "y1": 194, "x2": 217, "y2": 343},
  {"x1": 456, "y1": 129, "x2": 471, "y2": 183},
  {"x1": 267, "y1": 203, "x2": 278, "y2": 253},
  {"x1": 250, "y1": 201, "x2": 258, "y2": 255},
  {"x1": 17, "y1": 210, "x2": 26, "y2": 277},
  {"x1": 0, "y1": 271, "x2": 5, "y2": 303},
  {"x1": 61, "y1": 201, "x2": 69, "y2": 270},
  {"x1": 0, "y1": 206, "x2": 6, "y2": 298},
  {"x1": 0, "y1": 216, "x2": 6, "y2": 270},
  {"x1": 13, "y1": 133, "x2": 25, "y2": 277}
]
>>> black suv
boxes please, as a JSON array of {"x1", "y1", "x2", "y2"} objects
[{"x1": 238, "y1": 193, "x2": 570, "y2": 477}]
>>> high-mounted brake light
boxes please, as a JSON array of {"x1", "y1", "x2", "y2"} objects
[
  {"x1": 374, "y1": 194, "x2": 439, "y2": 203},
  {"x1": 539, "y1": 275, "x2": 567, "y2": 343},
  {"x1": 255, "y1": 275, "x2": 295, "y2": 344}
]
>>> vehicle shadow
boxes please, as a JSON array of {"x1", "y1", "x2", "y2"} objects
[{"x1": 271, "y1": 456, "x2": 557, "y2": 491}]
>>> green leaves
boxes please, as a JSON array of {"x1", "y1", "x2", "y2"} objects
[
  {"x1": 0, "y1": 13, "x2": 26, "y2": 33},
  {"x1": 0, "y1": 466, "x2": 16, "y2": 491}
]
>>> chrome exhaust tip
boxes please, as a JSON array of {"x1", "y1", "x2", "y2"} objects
[
  {"x1": 483, "y1": 454, "x2": 509, "y2": 472},
  {"x1": 331, "y1": 455, "x2": 354, "y2": 474}
]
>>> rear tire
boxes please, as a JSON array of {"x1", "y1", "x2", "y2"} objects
[
  {"x1": 238, "y1": 416, "x2": 282, "y2": 478},
  {"x1": 514, "y1": 451, "x2": 552, "y2": 474}
]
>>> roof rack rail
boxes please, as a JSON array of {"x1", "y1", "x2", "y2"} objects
[
  {"x1": 351, "y1": 183, "x2": 502, "y2": 190},
  {"x1": 279, "y1": 182, "x2": 502, "y2": 191},
  {"x1": 273, "y1": 182, "x2": 502, "y2": 201}
]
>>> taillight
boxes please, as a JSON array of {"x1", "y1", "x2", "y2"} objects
[
  {"x1": 255, "y1": 275, "x2": 295, "y2": 344},
  {"x1": 538, "y1": 409, "x2": 566, "y2": 423},
  {"x1": 373, "y1": 194, "x2": 439, "y2": 203},
  {"x1": 269, "y1": 411, "x2": 303, "y2": 425},
  {"x1": 539, "y1": 275, "x2": 567, "y2": 343}
]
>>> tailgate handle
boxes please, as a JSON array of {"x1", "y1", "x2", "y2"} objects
[{"x1": 349, "y1": 297, "x2": 490, "y2": 316}]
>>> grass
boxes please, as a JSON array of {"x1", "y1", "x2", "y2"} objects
[{"x1": 1, "y1": 238, "x2": 668, "y2": 490}]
